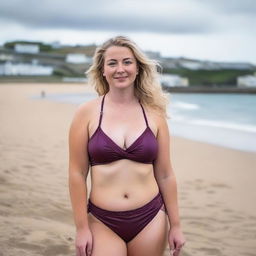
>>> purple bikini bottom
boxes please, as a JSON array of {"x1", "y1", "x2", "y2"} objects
[{"x1": 87, "y1": 192, "x2": 166, "y2": 243}]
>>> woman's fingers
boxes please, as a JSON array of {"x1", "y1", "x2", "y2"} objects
[
  {"x1": 75, "y1": 229, "x2": 93, "y2": 256},
  {"x1": 76, "y1": 245, "x2": 87, "y2": 256},
  {"x1": 76, "y1": 247, "x2": 80, "y2": 256},
  {"x1": 86, "y1": 241, "x2": 93, "y2": 256},
  {"x1": 173, "y1": 241, "x2": 185, "y2": 256}
]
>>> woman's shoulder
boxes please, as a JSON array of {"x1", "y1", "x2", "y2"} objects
[
  {"x1": 78, "y1": 96, "x2": 101, "y2": 112},
  {"x1": 145, "y1": 105, "x2": 166, "y2": 123},
  {"x1": 143, "y1": 106, "x2": 167, "y2": 136},
  {"x1": 72, "y1": 95, "x2": 102, "y2": 123}
]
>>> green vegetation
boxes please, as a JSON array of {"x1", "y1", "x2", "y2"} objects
[
  {"x1": 4, "y1": 41, "x2": 52, "y2": 52},
  {"x1": 3, "y1": 40, "x2": 97, "y2": 56},
  {"x1": 163, "y1": 68, "x2": 255, "y2": 86},
  {"x1": 49, "y1": 45, "x2": 97, "y2": 57},
  {"x1": 53, "y1": 64, "x2": 88, "y2": 77}
]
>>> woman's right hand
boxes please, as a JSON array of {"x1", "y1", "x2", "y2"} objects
[{"x1": 75, "y1": 227, "x2": 93, "y2": 256}]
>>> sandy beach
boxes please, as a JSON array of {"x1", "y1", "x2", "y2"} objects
[{"x1": 0, "y1": 83, "x2": 256, "y2": 256}]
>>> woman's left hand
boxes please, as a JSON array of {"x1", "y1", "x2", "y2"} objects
[{"x1": 168, "y1": 226, "x2": 186, "y2": 256}]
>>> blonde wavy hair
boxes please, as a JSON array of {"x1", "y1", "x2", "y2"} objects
[{"x1": 86, "y1": 35, "x2": 169, "y2": 117}]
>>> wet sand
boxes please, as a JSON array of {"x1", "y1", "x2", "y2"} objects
[{"x1": 0, "y1": 83, "x2": 255, "y2": 256}]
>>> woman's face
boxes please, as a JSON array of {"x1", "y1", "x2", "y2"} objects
[{"x1": 103, "y1": 46, "x2": 138, "y2": 90}]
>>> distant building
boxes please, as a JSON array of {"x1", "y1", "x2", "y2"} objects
[
  {"x1": 0, "y1": 54, "x2": 13, "y2": 61},
  {"x1": 14, "y1": 44, "x2": 40, "y2": 54},
  {"x1": 66, "y1": 53, "x2": 92, "y2": 64},
  {"x1": 178, "y1": 58, "x2": 255, "y2": 70},
  {"x1": 178, "y1": 59, "x2": 204, "y2": 70},
  {"x1": 0, "y1": 61, "x2": 53, "y2": 76},
  {"x1": 161, "y1": 57, "x2": 255, "y2": 70},
  {"x1": 237, "y1": 75, "x2": 256, "y2": 87},
  {"x1": 160, "y1": 58, "x2": 177, "y2": 69},
  {"x1": 51, "y1": 41, "x2": 61, "y2": 49},
  {"x1": 160, "y1": 74, "x2": 189, "y2": 87}
]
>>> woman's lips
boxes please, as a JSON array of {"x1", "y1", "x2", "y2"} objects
[
  {"x1": 114, "y1": 76, "x2": 128, "y2": 82},
  {"x1": 114, "y1": 76, "x2": 128, "y2": 79}
]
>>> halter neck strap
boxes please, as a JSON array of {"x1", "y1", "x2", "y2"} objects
[
  {"x1": 98, "y1": 94, "x2": 106, "y2": 127},
  {"x1": 139, "y1": 101, "x2": 149, "y2": 127},
  {"x1": 99, "y1": 95, "x2": 149, "y2": 128}
]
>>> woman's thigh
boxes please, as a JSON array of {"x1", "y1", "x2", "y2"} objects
[
  {"x1": 88, "y1": 213, "x2": 127, "y2": 256},
  {"x1": 127, "y1": 210, "x2": 168, "y2": 256}
]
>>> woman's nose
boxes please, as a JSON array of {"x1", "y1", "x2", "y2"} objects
[{"x1": 116, "y1": 63, "x2": 125, "y2": 72}]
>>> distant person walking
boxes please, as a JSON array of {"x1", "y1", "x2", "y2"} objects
[
  {"x1": 68, "y1": 36, "x2": 185, "y2": 256},
  {"x1": 41, "y1": 90, "x2": 45, "y2": 98}
]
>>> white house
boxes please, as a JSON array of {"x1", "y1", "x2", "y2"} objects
[
  {"x1": 162, "y1": 57, "x2": 255, "y2": 70},
  {"x1": 160, "y1": 74, "x2": 189, "y2": 87},
  {"x1": 66, "y1": 53, "x2": 92, "y2": 64},
  {"x1": 0, "y1": 54, "x2": 13, "y2": 61},
  {"x1": 51, "y1": 41, "x2": 61, "y2": 49},
  {"x1": 237, "y1": 75, "x2": 256, "y2": 87},
  {"x1": 14, "y1": 44, "x2": 40, "y2": 54},
  {"x1": 0, "y1": 61, "x2": 53, "y2": 76},
  {"x1": 179, "y1": 59, "x2": 203, "y2": 70}
]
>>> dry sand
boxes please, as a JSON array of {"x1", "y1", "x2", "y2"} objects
[{"x1": 0, "y1": 83, "x2": 255, "y2": 256}]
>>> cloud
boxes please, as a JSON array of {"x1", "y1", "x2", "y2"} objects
[
  {"x1": 1, "y1": 0, "x2": 250, "y2": 34},
  {"x1": 204, "y1": 0, "x2": 256, "y2": 15},
  {"x1": 1, "y1": 0, "x2": 255, "y2": 63}
]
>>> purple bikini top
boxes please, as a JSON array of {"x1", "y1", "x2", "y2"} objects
[{"x1": 88, "y1": 95, "x2": 158, "y2": 166}]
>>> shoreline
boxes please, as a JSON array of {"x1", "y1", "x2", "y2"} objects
[
  {"x1": 27, "y1": 84, "x2": 256, "y2": 153},
  {"x1": 1, "y1": 80, "x2": 256, "y2": 94},
  {"x1": 163, "y1": 85, "x2": 256, "y2": 94},
  {"x1": 0, "y1": 83, "x2": 256, "y2": 256}
]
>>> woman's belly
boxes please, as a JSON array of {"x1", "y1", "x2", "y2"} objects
[{"x1": 89, "y1": 159, "x2": 159, "y2": 211}]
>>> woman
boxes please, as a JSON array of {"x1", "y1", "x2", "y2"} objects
[{"x1": 68, "y1": 36, "x2": 185, "y2": 256}]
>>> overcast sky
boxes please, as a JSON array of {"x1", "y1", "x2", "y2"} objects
[{"x1": 1, "y1": 0, "x2": 256, "y2": 64}]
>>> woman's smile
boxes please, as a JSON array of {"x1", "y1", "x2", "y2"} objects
[{"x1": 114, "y1": 76, "x2": 128, "y2": 80}]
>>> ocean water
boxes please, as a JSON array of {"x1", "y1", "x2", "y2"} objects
[
  {"x1": 167, "y1": 93, "x2": 256, "y2": 152},
  {"x1": 33, "y1": 92, "x2": 256, "y2": 152}
]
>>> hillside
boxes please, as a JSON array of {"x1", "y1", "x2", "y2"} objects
[
  {"x1": 1, "y1": 40, "x2": 255, "y2": 86},
  {"x1": 4, "y1": 41, "x2": 97, "y2": 57},
  {"x1": 49, "y1": 45, "x2": 97, "y2": 57},
  {"x1": 163, "y1": 68, "x2": 255, "y2": 86}
]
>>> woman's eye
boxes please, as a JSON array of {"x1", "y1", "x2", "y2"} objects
[
  {"x1": 124, "y1": 61, "x2": 132, "y2": 65},
  {"x1": 108, "y1": 62, "x2": 116, "y2": 66}
]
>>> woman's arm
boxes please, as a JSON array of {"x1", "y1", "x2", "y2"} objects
[
  {"x1": 68, "y1": 103, "x2": 92, "y2": 256},
  {"x1": 153, "y1": 115, "x2": 185, "y2": 255}
]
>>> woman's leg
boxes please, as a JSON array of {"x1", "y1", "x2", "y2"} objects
[
  {"x1": 88, "y1": 213, "x2": 127, "y2": 256},
  {"x1": 127, "y1": 210, "x2": 168, "y2": 256}
]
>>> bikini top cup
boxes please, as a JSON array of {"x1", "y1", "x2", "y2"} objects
[{"x1": 88, "y1": 95, "x2": 158, "y2": 166}]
